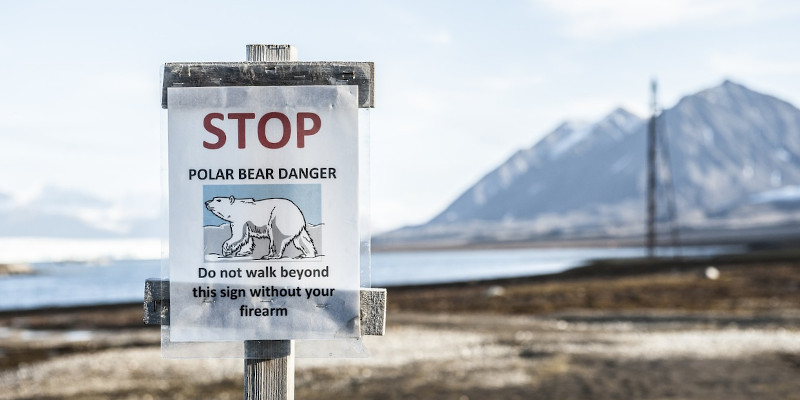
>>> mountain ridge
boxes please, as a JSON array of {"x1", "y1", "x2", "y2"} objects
[
  {"x1": 0, "y1": 185, "x2": 159, "y2": 238},
  {"x1": 378, "y1": 80, "x2": 800, "y2": 248}
]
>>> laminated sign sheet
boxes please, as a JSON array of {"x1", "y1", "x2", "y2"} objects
[{"x1": 167, "y1": 86, "x2": 361, "y2": 342}]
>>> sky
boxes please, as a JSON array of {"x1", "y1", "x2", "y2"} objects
[{"x1": 1, "y1": 0, "x2": 799, "y2": 234}]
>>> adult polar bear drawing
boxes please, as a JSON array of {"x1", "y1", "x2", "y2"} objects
[{"x1": 205, "y1": 196, "x2": 317, "y2": 259}]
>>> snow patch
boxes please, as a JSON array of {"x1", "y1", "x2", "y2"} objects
[
  {"x1": 549, "y1": 124, "x2": 592, "y2": 159},
  {"x1": 750, "y1": 186, "x2": 800, "y2": 204}
]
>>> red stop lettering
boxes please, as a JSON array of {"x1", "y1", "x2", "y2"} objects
[
  {"x1": 202, "y1": 112, "x2": 321, "y2": 149},
  {"x1": 257, "y1": 112, "x2": 292, "y2": 149},
  {"x1": 227, "y1": 113, "x2": 255, "y2": 149},
  {"x1": 297, "y1": 112, "x2": 321, "y2": 148},
  {"x1": 203, "y1": 113, "x2": 226, "y2": 149}
]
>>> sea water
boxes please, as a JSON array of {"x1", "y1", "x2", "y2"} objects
[
  {"x1": 0, "y1": 246, "x2": 737, "y2": 311},
  {"x1": 0, "y1": 259, "x2": 162, "y2": 311}
]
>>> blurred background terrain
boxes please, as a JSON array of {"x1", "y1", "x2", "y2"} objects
[{"x1": 2, "y1": 1, "x2": 800, "y2": 399}]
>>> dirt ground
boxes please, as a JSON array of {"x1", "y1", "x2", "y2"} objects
[{"x1": 2, "y1": 253, "x2": 800, "y2": 399}]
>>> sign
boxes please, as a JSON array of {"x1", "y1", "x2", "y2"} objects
[{"x1": 167, "y1": 85, "x2": 361, "y2": 341}]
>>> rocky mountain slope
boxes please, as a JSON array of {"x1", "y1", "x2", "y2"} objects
[{"x1": 378, "y1": 81, "x2": 800, "y2": 247}]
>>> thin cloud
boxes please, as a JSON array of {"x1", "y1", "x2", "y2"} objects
[
  {"x1": 427, "y1": 29, "x2": 454, "y2": 45},
  {"x1": 536, "y1": 0, "x2": 787, "y2": 39},
  {"x1": 479, "y1": 75, "x2": 545, "y2": 92},
  {"x1": 709, "y1": 53, "x2": 800, "y2": 76}
]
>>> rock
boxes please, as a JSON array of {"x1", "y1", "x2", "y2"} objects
[
  {"x1": 704, "y1": 266, "x2": 720, "y2": 280},
  {"x1": 0, "y1": 263, "x2": 33, "y2": 276},
  {"x1": 485, "y1": 285, "x2": 505, "y2": 298}
]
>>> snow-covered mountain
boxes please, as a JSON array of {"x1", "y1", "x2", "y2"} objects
[
  {"x1": 661, "y1": 81, "x2": 800, "y2": 220},
  {"x1": 378, "y1": 81, "x2": 800, "y2": 247},
  {"x1": 431, "y1": 107, "x2": 645, "y2": 224}
]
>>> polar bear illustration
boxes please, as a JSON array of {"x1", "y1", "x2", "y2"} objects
[{"x1": 205, "y1": 196, "x2": 317, "y2": 259}]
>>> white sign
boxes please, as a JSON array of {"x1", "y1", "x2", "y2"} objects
[{"x1": 167, "y1": 86, "x2": 360, "y2": 341}]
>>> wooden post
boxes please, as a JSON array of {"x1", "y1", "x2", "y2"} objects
[
  {"x1": 247, "y1": 44, "x2": 298, "y2": 62},
  {"x1": 243, "y1": 44, "x2": 297, "y2": 400},
  {"x1": 244, "y1": 340, "x2": 295, "y2": 400}
]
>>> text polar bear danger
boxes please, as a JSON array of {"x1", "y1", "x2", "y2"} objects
[{"x1": 205, "y1": 196, "x2": 317, "y2": 259}]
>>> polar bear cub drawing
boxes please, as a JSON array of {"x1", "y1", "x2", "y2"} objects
[{"x1": 205, "y1": 196, "x2": 317, "y2": 259}]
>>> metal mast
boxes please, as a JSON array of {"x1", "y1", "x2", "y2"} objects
[{"x1": 646, "y1": 79, "x2": 658, "y2": 257}]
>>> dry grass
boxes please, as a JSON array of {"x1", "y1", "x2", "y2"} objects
[{"x1": 388, "y1": 259, "x2": 800, "y2": 317}]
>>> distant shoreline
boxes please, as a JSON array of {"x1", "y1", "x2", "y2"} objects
[
  {"x1": 372, "y1": 223, "x2": 800, "y2": 253},
  {"x1": 3, "y1": 248, "x2": 798, "y2": 316}
]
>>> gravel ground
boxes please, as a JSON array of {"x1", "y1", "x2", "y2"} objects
[{"x1": 2, "y1": 311, "x2": 800, "y2": 399}]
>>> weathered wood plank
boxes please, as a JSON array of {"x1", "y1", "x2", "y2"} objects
[
  {"x1": 161, "y1": 61, "x2": 375, "y2": 109},
  {"x1": 360, "y1": 288, "x2": 387, "y2": 336},
  {"x1": 142, "y1": 278, "x2": 169, "y2": 326},
  {"x1": 143, "y1": 279, "x2": 386, "y2": 336},
  {"x1": 246, "y1": 44, "x2": 297, "y2": 62},
  {"x1": 244, "y1": 340, "x2": 295, "y2": 400}
]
